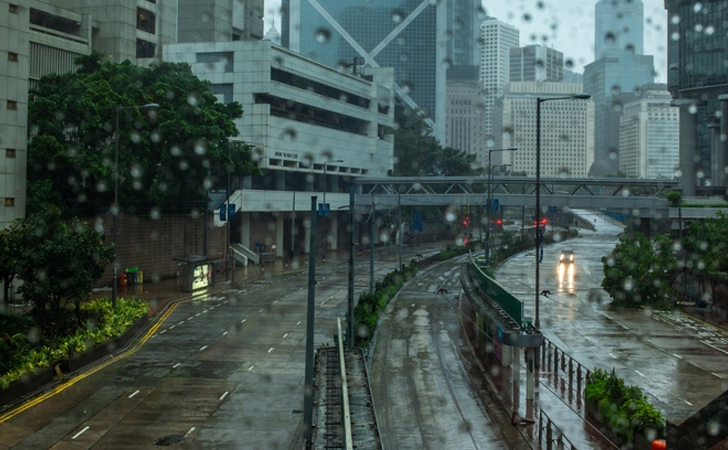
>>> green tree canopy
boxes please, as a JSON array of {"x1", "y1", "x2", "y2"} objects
[
  {"x1": 28, "y1": 52, "x2": 260, "y2": 215},
  {"x1": 683, "y1": 211, "x2": 728, "y2": 275},
  {"x1": 601, "y1": 232, "x2": 678, "y2": 307},
  {"x1": 390, "y1": 105, "x2": 483, "y2": 177}
]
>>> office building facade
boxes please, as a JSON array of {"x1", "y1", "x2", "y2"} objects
[
  {"x1": 509, "y1": 45, "x2": 564, "y2": 83},
  {"x1": 619, "y1": 87, "x2": 679, "y2": 178},
  {"x1": 665, "y1": 0, "x2": 728, "y2": 195},
  {"x1": 445, "y1": 66, "x2": 485, "y2": 159},
  {"x1": 494, "y1": 82, "x2": 594, "y2": 178}
]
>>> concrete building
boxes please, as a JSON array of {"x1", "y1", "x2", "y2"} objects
[
  {"x1": 585, "y1": 0, "x2": 655, "y2": 176},
  {"x1": 479, "y1": 17, "x2": 520, "y2": 151},
  {"x1": 665, "y1": 0, "x2": 728, "y2": 196},
  {"x1": 509, "y1": 45, "x2": 563, "y2": 83},
  {"x1": 164, "y1": 40, "x2": 395, "y2": 258},
  {"x1": 445, "y1": 65, "x2": 485, "y2": 161},
  {"x1": 619, "y1": 87, "x2": 679, "y2": 178},
  {"x1": 493, "y1": 82, "x2": 594, "y2": 178},
  {"x1": 280, "y1": 0, "x2": 482, "y2": 143}
]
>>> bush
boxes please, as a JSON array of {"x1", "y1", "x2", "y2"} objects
[
  {"x1": 0, "y1": 297, "x2": 148, "y2": 390},
  {"x1": 585, "y1": 367, "x2": 665, "y2": 443}
]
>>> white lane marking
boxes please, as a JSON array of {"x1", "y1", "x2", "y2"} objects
[
  {"x1": 296, "y1": 321, "x2": 302, "y2": 326},
  {"x1": 72, "y1": 426, "x2": 90, "y2": 439},
  {"x1": 685, "y1": 400, "x2": 693, "y2": 406},
  {"x1": 178, "y1": 321, "x2": 185, "y2": 326},
  {"x1": 195, "y1": 313, "x2": 202, "y2": 317},
  {"x1": 128, "y1": 390, "x2": 140, "y2": 399},
  {"x1": 258, "y1": 309, "x2": 264, "y2": 313},
  {"x1": 712, "y1": 372, "x2": 724, "y2": 379},
  {"x1": 248, "y1": 365, "x2": 255, "y2": 371},
  {"x1": 268, "y1": 347, "x2": 274, "y2": 353},
  {"x1": 173, "y1": 363, "x2": 181, "y2": 368},
  {"x1": 241, "y1": 319, "x2": 247, "y2": 323},
  {"x1": 222, "y1": 331, "x2": 228, "y2": 336},
  {"x1": 202, "y1": 310, "x2": 208, "y2": 314},
  {"x1": 185, "y1": 427, "x2": 196, "y2": 437},
  {"x1": 673, "y1": 353, "x2": 682, "y2": 360},
  {"x1": 701, "y1": 340, "x2": 728, "y2": 356},
  {"x1": 200, "y1": 345, "x2": 208, "y2": 351},
  {"x1": 219, "y1": 391, "x2": 229, "y2": 401},
  {"x1": 609, "y1": 353, "x2": 617, "y2": 359},
  {"x1": 283, "y1": 333, "x2": 288, "y2": 339},
  {"x1": 150, "y1": 334, "x2": 157, "y2": 339},
  {"x1": 635, "y1": 370, "x2": 645, "y2": 377},
  {"x1": 160, "y1": 330, "x2": 166, "y2": 334}
]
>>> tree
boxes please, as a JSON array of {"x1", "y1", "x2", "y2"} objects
[
  {"x1": 683, "y1": 211, "x2": 728, "y2": 275},
  {"x1": 601, "y1": 232, "x2": 678, "y2": 307},
  {"x1": 0, "y1": 225, "x2": 22, "y2": 306},
  {"x1": 14, "y1": 209, "x2": 114, "y2": 330},
  {"x1": 27, "y1": 52, "x2": 260, "y2": 215},
  {"x1": 390, "y1": 105, "x2": 483, "y2": 177}
]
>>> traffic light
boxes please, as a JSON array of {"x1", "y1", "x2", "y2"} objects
[{"x1": 462, "y1": 215, "x2": 470, "y2": 227}]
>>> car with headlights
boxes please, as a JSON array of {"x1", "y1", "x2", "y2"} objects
[{"x1": 560, "y1": 250, "x2": 575, "y2": 264}]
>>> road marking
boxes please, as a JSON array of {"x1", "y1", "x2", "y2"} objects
[
  {"x1": 159, "y1": 329, "x2": 166, "y2": 334},
  {"x1": 296, "y1": 321, "x2": 301, "y2": 326},
  {"x1": 128, "y1": 390, "x2": 140, "y2": 399},
  {"x1": 283, "y1": 333, "x2": 288, "y2": 339},
  {"x1": 248, "y1": 365, "x2": 255, "y2": 371},
  {"x1": 609, "y1": 353, "x2": 617, "y2": 359},
  {"x1": 712, "y1": 372, "x2": 724, "y2": 379},
  {"x1": 202, "y1": 310, "x2": 208, "y2": 314},
  {"x1": 258, "y1": 309, "x2": 264, "y2": 313},
  {"x1": 200, "y1": 345, "x2": 208, "y2": 351},
  {"x1": 673, "y1": 353, "x2": 682, "y2": 360},
  {"x1": 635, "y1": 370, "x2": 645, "y2": 377},
  {"x1": 241, "y1": 319, "x2": 247, "y2": 323},
  {"x1": 195, "y1": 313, "x2": 202, "y2": 317},
  {"x1": 170, "y1": 325, "x2": 176, "y2": 329},
  {"x1": 150, "y1": 334, "x2": 158, "y2": 339},
  {"x1": 222, "y1": 331, "x2": 228, "y2": 336},
  {"x1": 72, "y1": 426, "x2": 90, "y2": 439},
  {"x1": 701, "y1": 340, "x2": 728, "y2": 356},
  {"x1": 219, "y1": 391, "x2": 229, "y2": 401},
  {"x1": 173, "y1": 363, "x2": 181, "y2": 368},
  {"x1": 684, "y1": 400, "x2": 693, "y2": 406},
  {"x1": 185, "y1": 427, "x2": 196, "y2": 437},
  {"x1": 268, "y1": 347, "x2": 274, "y2": 353},
  {"x1": 178, "y1": 321, "x2": 185, "y2": 326}
]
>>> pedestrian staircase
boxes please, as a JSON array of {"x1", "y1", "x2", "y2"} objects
[{"x1": 230, "y1": 243, "x2": 258, "y2": 266}]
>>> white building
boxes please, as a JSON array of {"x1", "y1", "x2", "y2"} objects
[
  {"x1": 494, "y1": 82, "x2": 594, "y2": 178},
  {"x1": 164, "y1": 40, "x2": 395, "y2": 257},
  {"x1": 619, "y1": 89, "x2": 679, "y2": 179},
  {"x1": 445, "y1": 66, "x2": 485, "y2": 159},
  {"x1": 479, "y1": 17, "x2": 520, "y2": 153}
]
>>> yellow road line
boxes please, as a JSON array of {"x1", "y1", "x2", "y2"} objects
[{"x1": 0, "y1": 301, "x2": 182, "y2": 423}]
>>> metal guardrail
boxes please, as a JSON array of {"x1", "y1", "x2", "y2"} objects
[
  {"x1": 468, "y1": 253, "x2": 524, "y2": 324},
  {"x1": 538, "y1": 409, "x2": 578, "y2": 450},
  {"x1": 336, "y1": 318, "x2": 354, "y2": 450}
]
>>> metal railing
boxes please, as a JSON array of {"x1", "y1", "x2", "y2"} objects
[
  {"x1": 538, "y1": 409, "x2": 578, "y2": 450},
  {"x1": 336, "y1": 318, "x2": 354, "y2": 450}
]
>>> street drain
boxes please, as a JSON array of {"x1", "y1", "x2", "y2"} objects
[{"x1": 155, "y1": 435, "x2": 185, "y2": 446}]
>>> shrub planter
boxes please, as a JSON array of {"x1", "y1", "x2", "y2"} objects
[
  {"x1": 585, "y1": 398, "x2": 659, "y2": 450},
  {"x1": 0, "y1": 315, "x2": 149, "y2": 410}
]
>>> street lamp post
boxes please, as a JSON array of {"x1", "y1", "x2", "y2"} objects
[
  {"x1": 486, "y1": 147, "x2": 516, "y2": 263},
  {"x1": 112, "y1": 103, "x2": 159, "y2": 309},
  {"x1": 534, "y1": 94, "x2": 589, "y2": 329},
  {"x1": 322, "y1": 159, "x2": 343, "y2": 260}
]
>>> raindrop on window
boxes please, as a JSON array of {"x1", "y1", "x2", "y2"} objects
[
  {"x1": 604, "y1": 32, "x2": 616, "y2": 46},
  {"x1": 391, "y1": 9, "x2": 404, "y2": 24},
  {"x1": 314, "y1": 27, "x2": 330, "y2": 44}
]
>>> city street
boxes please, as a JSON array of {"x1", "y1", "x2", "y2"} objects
[
  {"x1": 0, "y1": 244, "x2": 436, "y2": 449},
  {"x1": 495, "y1": 211, "x2": 728, "y2": 432}
]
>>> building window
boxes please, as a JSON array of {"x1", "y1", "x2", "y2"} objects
[
  {"x1": 6, "y1": 149, "x2": 16, "y2": 158},
  {"x1": 8, "y1": 52, "x2": 18, "y2": 62},
  {"x1": 5, "y1": 198, "x2": 15, "y2": 207},
  {"x1": 9, "y1": 4, "x2": 18, "y2": 13},
  {"x1": 137, "y1": 8, "x2": 156, "y2": 34},
  {"x1": 7, "y1": 100, "x2": 17, "y2": 110},
  {"x1": 136, "y1": 39, "x2": 155, "y2": 58}
]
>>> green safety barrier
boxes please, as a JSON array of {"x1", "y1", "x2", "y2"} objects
[{"x1": 469, "y1": 254, "x2": 523, "y2": 324}]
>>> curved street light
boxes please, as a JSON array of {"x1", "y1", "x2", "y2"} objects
[
  {"x1": 534, "y1": 94, "x2": 590, "y2": 329},
  {"x1": 112, "y1": 103, "x2": 159, "y2": 308}
]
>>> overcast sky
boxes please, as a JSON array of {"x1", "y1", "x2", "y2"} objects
[{"x1": 262, "y1": 0, "x2": 669, "y2": 82}]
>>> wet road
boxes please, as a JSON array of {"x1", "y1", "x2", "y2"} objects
[
  {"x1": 0, "y1": 244, "x2": 437, "y2": 449},
  {"x1": 495, "y1": 210, "x2": 728, "y2": 424},
  {"x1": 369, "y1": 257, "x2": 530, "y2": 450}
]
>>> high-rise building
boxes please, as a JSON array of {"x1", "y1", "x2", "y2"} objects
[
  {"x1": 494, "y1": 82, "x2": 594, "y2": 178},
  {"x1": 619, "y1": 86, "x2": 679, "y2": 179},
  {"x1": 665, "y1": 0, "x2": 728, "y2": 195},
  {"x1": 595, "y1": 0, "x2": 645, "y2": 59},
  {"x1": 585, "y1": 0, "x2": 655, "y2": 176},
  {"x1": 509, "y1": 45, "x2": 563, "y2": 83},
  {"x1": 177, "y1": 0, "x2": 264, "y2": 43},
  {"x1": 445, "y1": 66, "x2": 485, "y2": 158},
  {"x1": 280, "y1": 0, "x2": 482, "y2": 143},
  {"x1": 479, "y1": 17, "x2": 519, "y2": 149}
]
